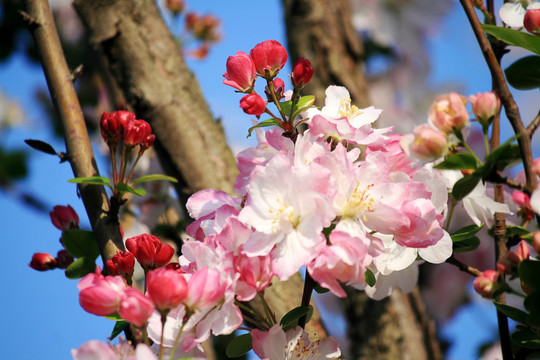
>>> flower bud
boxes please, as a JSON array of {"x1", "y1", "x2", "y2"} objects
[
  {"x1": 497, "y1": 241, "x2": 530, "y2": 275},
  {"x1": 473, "y1": 269, "x2": 500, "y2": 298},
  {"x1": 125, "y1": 234, "x2": 175, "y2": 270},
  {"x1": 119, "y1": 288, "x2": 154, "y2": 327},
  {"x1": 29, "y1": 253, "x2": 57, "y2": 271},
  {"x1": 56, "y1": 249, "x2": 74, "y2": 269},
  {"x1": 223, "y1": 51, "x2": 257, "y2": 93},
  {"x1": 146, "y1": 268, "x2": 188, "y2": 314},
  {"x1": 165, "y1": 0, "x2": 184, "y2": 15},
  {"x1": 468, "y1": 91, "x2": 501, "y2": 128},
  {"x1": 524, "y1": 9, "x2": 540, "y2": 35},
  {"x1": 240, "y1": 93, "x2": 266, "y2": 117},
  {"x1": 185, "y1": 267, "x2": 226, "y2": 310},
  {"x1": 249, "y1": 40, "x2": 288, "y2": 79},
  {"x1": 78, "y1": 268, "x2": 126, "y2": 316},
  {"x1": 408, "y1": 125, "x2": 448, "y2": 161},
  {"x1": 106, "y1": 251, "x2": 135, "y2": 278},
  {"x1": 265, "y1": 78, "x2": 285, "y2": 102},
  {"x1": 428, "y1": 92, "x2": 469, "y2": 134},
  {"x1": 50, "y1": 205, "x2": 79, "y2": 231},
  {"x1": 291, "y1": 58, "x2": 314, "y2": 89},
  {"x1": 123, "y1": 119, "x2": 153, "y2": 148},
  {"x1": 99, "y1": 111, "x2": 135, "y2": 146}
]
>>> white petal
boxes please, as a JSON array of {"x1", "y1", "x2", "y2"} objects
[
  {"x1": 500, "y1": 2, "x2": 527, "y2": 27},
  {"x1": 531, "y1": 189, "x2": 540, "y2": 215},
  {"x1": 418, "y1": 231, "x2": 452, "y2": 264}
]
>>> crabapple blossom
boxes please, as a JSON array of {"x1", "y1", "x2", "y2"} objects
[
  {"x1": 265, "y1": 77, "x2": 285, "y2": 101},
  {"x1": 222, "y1": 51, "x2": 256, "y2": 92},
  {"x1": 474, "y1": 270, "x2": 501, "y2": 298},
  {"x1": 532, "y1": 158, "x2": 540, "y2": 177},
  {"x1": 50, "y1": 205, "x2": 79, "y2": 231},
  {"x1": 99, "y1": 110, "x2": 135, "y2": 146},
  {"x1": 71, "y1": 340, "x2": 158, "y2": 360},
  {"x1": 119, "y1": 287, "x2": 154, "y2": 327},
  {"x1": 78, "y1": 267, "x2": 126, "y2": 316},
  {"x1": 291, "y1": 57, "x2": 314, "y2": 88},
  {"x1": 532, "y1": 188, "x2": 540, "y2": 215},
  {"x1": 125, "y1": 234, "x2": 174, "y2": 270},
  {"x1": 469, "y1": 91, "x2": 501, "y2": 128},
  {"x1": 146, "y1": 267, "x2": 188, "y2": 314},
  {"x1": 249, "y1": 39, "x2": 288, "y2": 79},
  {"x1": 123, "y1": 119, "x2": 153, "y2": 148},
  {"x1": 239, "y1": 93, "x2": 266, "y2": 116},
  {"x1": 233, "y1": 254, "x2": 274, "y2": 301},
  {"x1": 401, "y1": 124, "x2": 448, "y2": 162},
  {"x1": 525, "y1": 8, "x2": 540, "y2": 34},
  {"x1": 500, "y1": 1, "x2": 540, "y2": 28},
  {"x1": 184, "y1": 267, "x2": 226, "y2": 310},
  {"x1": 498, "y1": 240, "x2": 530, "y2": 275},
  {"x1": 106, "y1": 251, "x2": 135, "y2": 278},
  {"x1": 428, "y1": 92, "x2": 469, "y2": 134},
  {"x1": 29, "y1": 252, "x2": 57, "y2": 271},
  {"x1": 251, "y1": 325, "x2": 341, "y2": 360}
]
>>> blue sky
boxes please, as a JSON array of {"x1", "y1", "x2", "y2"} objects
[{"x1": 1, "y1": 1, "x2": 538, "y2": 359}]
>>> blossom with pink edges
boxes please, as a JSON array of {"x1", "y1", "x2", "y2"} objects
[
  {"x1": 473, "y1": 269, "x2": 501, "y2": 298},
  {"x1": 119, "y1": 287, "x2": 154, "y2": 327},
  {"x1": 78, "y1": 267, "x2": 126, "y2": 316},
  {"x1": 222, "y1": 51, "x2": 256, "y2": 92},
  {"x1": 146, "y1": 267, "x2": 188, "y2": 314},
  {"x1": 428, "y1": 92, "x2": 469, "y2": 134},
  {"x1": 249, "y1": 40, "x2": 288, "y2": 79},
  {"x1": 239, "y1": 93, "x2": 266, "y2": 116},
  {"x1": 469, "y1": 91, "x2": 501, "y2": 127}
]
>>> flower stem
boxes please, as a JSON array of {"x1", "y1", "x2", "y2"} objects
[
  {"x1": 298, "y1": 269, "x2": 316, "y2": 329},
  {"x1": 168, "y1": 318, "x2": 187, "y2": 360}
]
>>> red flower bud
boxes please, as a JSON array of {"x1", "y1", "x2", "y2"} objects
[
  {"x1": 50, "y1": 205, "x2": 79, "y2": 231},
  {"x1": 265, "y1": 78, "x2": 285, "y2": 102},
  {"x1": 106, "y1": 251, "x2": 135, "y2": 278},
  {"x1": 119, "y1": 288, "x2": 154, "y2": 327},
  {"x1": 125, "y1": 234, "x2": 174, "y2": 270},
  {"x1": 123, "y1": 119, "x2": 153, "y2": 148},
  {"x1": 240, "y1": 93, "x2": 266, "y2": 117},
  {"x1": 146, "y1": 268, "x2": 188, "y2": 314},
  {"x1": 473, "y1": 269, "x2": 500, "y2": 298},
  {"x1": 291, "y1": 58, "x2": 314, "y2": 89},
  {"x1": 99, "y1": 111, "x2": 136, "y2": 146},
  {"x1": 56, "y1": 249, "x2": 74, "y2": 269},
  {"x1": 223, "y1": 51, "x2": 257, "y2": 93},
  {"x1": 524, "y1": 9, "x2": 540, "y2": 35},
  {"x1": 29, "y1": 253, "x2": 57, "y2": 271},
  {"x1": 249, "y1": 40, "x2": 288, "y2": 79}
]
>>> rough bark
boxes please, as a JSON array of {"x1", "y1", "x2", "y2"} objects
[
  {"x1": 73, "y1": 0, "x2": 325, "y2": 338},
  {"x1": 282, "y1": 1, "x2": 442, "y2": 358}
]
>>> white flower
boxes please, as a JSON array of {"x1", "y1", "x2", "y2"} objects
[
  {"x1": 531, "y1": 188, "x2": 540, "y2": 215},
  {"x1": 500, "y1": 1, "x2": 540, "y2": 28}
]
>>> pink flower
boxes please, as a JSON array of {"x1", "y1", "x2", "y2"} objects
[
  {"x1": 291, "y1": 57, "x2": 314, "y2": 88},
  {"x1": 71, "y1": 340, "x2": 116, "y2": 360},
  {"x1": 473, "y1": 269, "x2": 500, "y2": 298},
  {"x1": 146, "y1": 267, "x2": 188, "y2": 313},
  {"x1": 119, "y1": 287, "x2": 154, "y2": 327},
  {"x1": 428, "y1": 92, "x2": 469, "y2": 133},
  {"x1": 125, "y1": 234, "x2": 174, "y2": 270},
  {"x1": 50, "y1": 205, "x2": 79, "y2": 231},
  {"x1": 239, "y1": 93, "x2": 266, "y2": 116},
  {"x1": 29, "y1": 253, "x2": 57, "y2": 271},
  {"x1": 499, "y1": 240, "x2": 531, "y2": 274},
  {"x1": 532, "y1": 158, "x2": 540, "y2": 177},
  {"x1": 406, "y1": 125, "x2": 448, "y2": 161},
  {"x1": 249, "y1": 40, "x2": 288, "y2": 79},
  {"x1": 223, "y1": 51, "x2": 256, "y2": 92},
  {"x1": 123, "y1": 119, "x2": 153, "y2": 148},
  {"x1": 469, "y1": 91, "x2": 501, "y2": 128},
  {"x1": 78, "y1": 268, "x2": 126, "y2": 316},
  {"x1": 184, "y1": 267, "x2": 226, "y2": 310},
  {"x1": 525, "y1": 8, "x2": 540, "y2": 35},
  {"x1": 106, "y1": 251, "x2": 135, "y2": 278},
  {"x1": 234, "y1": 254, "x2": 274, "y2": 301}
]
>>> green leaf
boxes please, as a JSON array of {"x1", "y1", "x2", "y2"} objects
[
  {"x1": 451, "y1": 224, "x2": 483, "y2": 242},
  {"x1": 511, "y1": 329, "x2": 540, "y2": 349},
  {"x1": 225, "y1": 333, "x2": 252, "y2": 358},
  {"x1": 290, "y1": 95, "x2": 315, "y2": 119},
  {"x1": 116, "y1": 182, "x2": 146, "y2": 196},
  {"x1": 434, "y1": 153, "x2": 478, "y2": 170},
  {"x1": 131, "y1": 174, "x2": 178, "y2": 185},
  {"x1": 505, "y1": 55, "x2": 540, "y2": 90},
  {"x1": 62, "y1": 229, "x2": 100, "y2": 259},
  {"x1": 103, "y1": 313, "x2": 124, "y2": 321},
  {"x1": 494, "y1": 301, "x2": 528, "y2": 324},
  {"x1": 485, "y1": 143, "x2": 522, "y2": 172},
  {"x1": 506, "y1": 225, "x2": 531, "y2": 238},
  {"x1": 247, "y1": 119, "x2": 279, "y2": 137},
  {"x1": 68, "y1": 176, "x2": 111, "y2": 187},
  {"x1": 314, "y1": 283, "x2": 330, "y2": 294},
  {"x1": 24, "y1": 139, "x2": 57, "y2": 155},
  {"x1": 482, "y1": 24, "x2": 540, "y2": 56},
  {"x1": 279, "y1": 100, "x2": 292, "y2": 116},
  {"x1": 519, "y1": 260, "x2": 540, "y2": 292},
  {"x1": 65, "y1": 257, "x2": 97, "y2": 279},
  {"x1": 110, "y1": 321, "x2": 129, "y2": 340},
  {"x1": 452, "y1": 236, "x2": 480, "y2": 253},
  {"x1": 452, "y1": 174, "x2": 481, "y2": 201},
  {"x1": 365, "y1": 268, "x2": 376, "y2": 287},
  {"x1": 280, "y1": 305, "x2": 313, "y2": 331}
]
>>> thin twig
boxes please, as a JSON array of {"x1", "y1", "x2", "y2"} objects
[
  {"x1": 23, "y1": 0, "x2": 124, "y2": 262},
  {"x1": 446, "y1": 256, "x2": 483, "y2": 277},
  {"x1": 526, "y1": 111, "x2": 540, "y2": 138}
]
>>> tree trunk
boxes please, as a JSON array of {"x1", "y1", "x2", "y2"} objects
[
  {"x1": 73, "y1": 0, "x2": 325, "y2": 340},
  {"x1": 282, "y1": 1, "x2": 442, "y2": 358}
]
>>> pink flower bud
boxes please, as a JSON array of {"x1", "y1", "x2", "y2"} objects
[
  {"x1": 56, "y1": 249, "x2": 74, "y2": 269},
  {"x1": 223, "y1": 51, "x2": 257, "y2": 92},
  {"x1": 428, "y1": 92, "x2": 469, "y2": 134},
  {"x1": 125, "y1": 234, "x2": 175, "y2": 270},
  {"x1": 146, "y1": 268, "x2": 188, "y2": 313},
  {"x1": 533, "y1": 231, "x2": 540, "y2": 254},
  {"x1": 99, "y1": 111, "x2": 135, "y2": 146},
  {"x1": 240, "y1": 93, "x2": 266, "y2": 117},
  {"x1": 119, "y1": 287, "x2": 154, "y2": 327},
  {"x1": 291, "y1": 58, "x2": 314, "y2": 89},
  {"x1": 123, "y1": 119, "x2": 153, "y2": 148},
  {"x1": 473, "y1": 269, "x2": 500, "y2": 298},
  {"x1": 514, "y1": 240, "x2": 530, "y2": 262},
  {"x1": 532, "y1": 158, "x2": 540, "y2": 177},
  {"x1": 524, "y1": 9, "x2": 540, "y2": 35},
  {"x1": 249, "y1": 40, "x2": 288, "y2": 79},
  {"x1": 78, "y1": 268, "x2": 126, "y2": 316},
  {"x1": 106, "y1": 251, "x2": 135, "y2": 278},
  {"x1": 497, "y1": 241, "x2": 529, "y2": 275},
  {"x1": 50, "y1": 205, "x2": 79, "y2": 231},
  {"x1": 185, "y1": 267, "x2": 226, "y2": 310},
  {"x1": 265, "y1": 78, "x2": 285, "y2": 101},
  {"x1": 468, "y1": 91, "x2": 501, "y2": 128},
  {"x1": 29, "y1": 253, "x2": 57, "y2": 271},
  {"x1": 409, "y1": 125, "x2": 448, "y2": 161},
  {"x1": 512, "y1": 191, "x2": 531, "y2": 208}
]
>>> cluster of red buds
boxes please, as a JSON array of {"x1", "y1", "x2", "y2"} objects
[
  {"x1": 29, "y1": 205, "x2": 78, "y2": 272},
  {"x1": 223, "y1": 40, "x2": 314, "y2": 121},
  {"x1": 100, "y1": 111, "x2": 155, "y2": 194}
]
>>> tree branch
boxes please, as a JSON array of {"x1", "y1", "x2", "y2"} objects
[
  {"x1": 526, "y1": 111, "x2": 540, "y2": 138},
  {"x1": 446, "y1": 255, "x2": 482, "y2": 277},
  {"x1": 23, "y1": 0, "x2": 123, "y2": 262}
]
